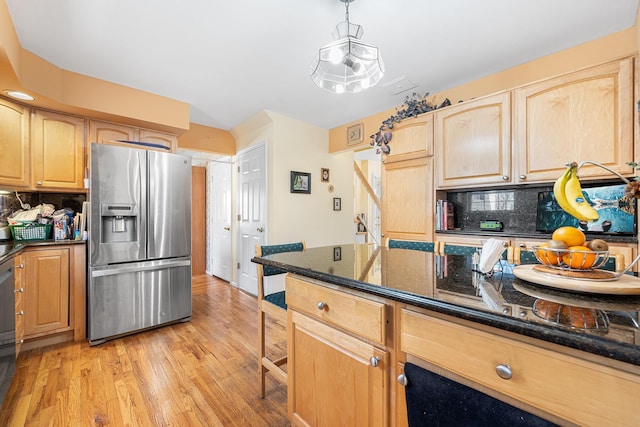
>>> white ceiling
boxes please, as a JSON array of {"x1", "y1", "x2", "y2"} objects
[{"x1": 5, "y1": 0, "x2": 639, "y2": 131}]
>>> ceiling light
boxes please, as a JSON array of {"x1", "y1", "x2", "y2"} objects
[
  {"x1": 3, "y1": 90, "x2": 35, "y2": 101},
  {"x1": 310, "y1": 0, "x2": 384, "y2": 94}
]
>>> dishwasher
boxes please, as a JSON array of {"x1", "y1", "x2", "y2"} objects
[{"x1": 0, "y1": 257, "x2": 16, "y2": 407}]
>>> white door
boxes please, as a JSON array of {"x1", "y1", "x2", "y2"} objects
[
  {"x1": 208, "y1": 160, "x2": 232, "y2": 282},
  {"x1": 236, "y1": 143, "x2": 266, "y2": 296}
]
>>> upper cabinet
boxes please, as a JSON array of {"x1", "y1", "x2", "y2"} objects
[
  {"x1": 32, "y1": 110, "x2": 85, "y2": 190},
  {"x1": 384, "y1": 115, "x2": 434, "y2": 163},
  {"x1": 89, "y1": 120, "x2": 177, "y2": 152},
  {"x1": 0, "y1": 98, "x2": 30, "y2": 188},
  {"x1": 514, "y1": 57, "x2": 634, "y2": 182},
  {"x1": 434, "y1": 57, "x2": 635, "y2": 189},
  {"x1": 435, "y1": 92, "x2": 511, "y2": 189}
]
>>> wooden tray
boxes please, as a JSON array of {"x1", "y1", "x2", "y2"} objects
[{"x1": 512, "y1": 264, "x2": 640, "y2": 295}]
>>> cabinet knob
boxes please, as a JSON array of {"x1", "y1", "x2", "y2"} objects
[
  {"x1": 256, "y1": 227, "x2": 264, "y2": 232},
  {"x1": 369, "y1": 356, "x2": 380, "y2": 368},
  {"x1": 519, "y1": 243, "x2": 526, "y2": 248},
  {"x1": 397, "y1": 374, "x2": 408, "y2": 386},
  {"x1": 36, "y1": 181, "x2": 42, "y2": 186},
  {"x1": 519, "y1": 175, "x2": 526, "y2": 180},
  {"x1": 316, "y1": 301, "x2": 327, "y2": 310},
  {"x1": 14, "y1": 287, "x2": 24, "y2": 293},
  {"x1": 16, "y1": 264, "x2": 24, "y2": 269},
  {"x1": 502, "y1": 175, "x2": 509, "y2": 180},
  {"x1": 519, "y1": 311, "x2": 527, "y2": 318},
  {"x1": 495, "y1": 364, "x2": 512, "y2": 380},
  {"x1": 223, "y1": 226, "x2": 230, "y2": 231},
  {"x1": 502, "y1": 308, "x2": 510, "y2": 315},
  {"x1": 16, "y1": 310, "x2": 24, "y2": 316},
  {"x1": 18, "y1": 339, "x2": 24, "y2": 344}
]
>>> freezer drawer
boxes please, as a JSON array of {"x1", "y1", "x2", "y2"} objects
[{"x1": 88, "y1": 258, "x2": 191, "y2": 345}]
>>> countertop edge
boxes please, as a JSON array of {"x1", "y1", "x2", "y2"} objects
[
  {"x1": 0, "y1": 239, "x2": 86, "y2": 264},
  {"x1": 253, "y1": 256, "x2": 640, "y2": 367}
]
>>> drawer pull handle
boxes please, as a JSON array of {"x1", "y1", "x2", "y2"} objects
[
  {"x1": 397, "y1": 374, "x2": 408, "y2": 386},
  {"x1": 495, "y1": 364, "x2": 512, "y2": 380},
  {"x1": 370, "y1": 356, "x2": 380, "y2": 368},
  {"x1": 14, "y1": 287, "x2": 24, "y2": 293},
  {"x1": 316, "y1": 301, "x2": 327, "y2": 310}
]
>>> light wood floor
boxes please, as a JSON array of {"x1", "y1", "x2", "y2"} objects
[{"x1": 0, "y1": 275, "x2": 290, "y2": 426}]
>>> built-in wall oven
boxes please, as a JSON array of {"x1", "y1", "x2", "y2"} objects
[{"x1": 0, "y1": 257, "x2": 16, "y2": 406}]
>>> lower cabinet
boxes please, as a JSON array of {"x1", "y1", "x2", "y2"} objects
[
  {"x1": 13, "y1": 254, "x2": 24, "y2": 356},
  {"x1": 15, "y1": 244, "x2": 86, "y2": 355},
  {"x1": 286, "y1": 275, "x2": 389, "y2": 427},
  {"x1": 399, "y1": 308, "x2": 640, "y2": 426},
  {"x1": 23, "y1": 247, "x2": 70, "y2": 337}
]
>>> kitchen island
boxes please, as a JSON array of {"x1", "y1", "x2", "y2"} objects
[{"x1": 253, "y1": 244, "x2": 640, "y2": 426}]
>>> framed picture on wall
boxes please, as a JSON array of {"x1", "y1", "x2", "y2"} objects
[
  {"x1": 321, "y1": 168, "x2": 330, "y2": 182},
  {"x1": 290, "y1": 171, "x2": 311, "y2": 194}
]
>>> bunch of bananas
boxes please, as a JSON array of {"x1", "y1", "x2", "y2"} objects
[{"x1": 553, "y1": 162, "x2": 599, "y2": 222}]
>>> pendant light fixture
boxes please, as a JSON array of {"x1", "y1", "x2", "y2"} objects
[{"x1": 310, "y1": 0, "x2": 384, "y2": 94}]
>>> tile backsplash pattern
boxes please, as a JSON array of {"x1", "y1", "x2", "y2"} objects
[
  {"x1": 447, "y1": 186, "x2": 548, "y2": 235},
  {"x1": 8, "y1": 192, "x2": 86, "y2": 216}
]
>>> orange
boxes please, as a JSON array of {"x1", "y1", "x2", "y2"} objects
[
  {"x1": 535, "y1": 243, "x2": 563, "y2": 265},
  {"x1": 552, "y1": 226, "x2": 586, "y2": 248},
  {"x1": 563, "y1": 245, "x2": 596, "y2": 269}
]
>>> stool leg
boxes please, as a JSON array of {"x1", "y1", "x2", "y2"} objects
[{"x1": 258, "y1": 308, "x2": 266, "y2": 398}]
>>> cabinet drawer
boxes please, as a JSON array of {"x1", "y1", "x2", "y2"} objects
[
  {"x1": 400, "y1": 308, "x2": 640, "y2": 426},
  {"x1": 286, "y1": 275, "x2": 386, "y2": 345}
]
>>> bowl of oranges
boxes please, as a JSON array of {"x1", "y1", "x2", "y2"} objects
[{"x1": 533, "y1": 226, "x2": 610, "y2": 271}]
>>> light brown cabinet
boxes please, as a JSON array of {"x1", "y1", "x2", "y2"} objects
[
  {"x1": 400, "y1": 308, "x2": 640, "y2": 426},
  {"x1": 23, "y1": 247, "x2": 70, "y2": 337},
  {"x1": 14, "y1": 254, "x2": 24, "y2": 356},
  {"x1": 382, "y1": 157, "x2": 434, "y2": 242},
  {"x1": 32, "y1": 110, "x2": 86, "y2": 190},
  {"x1": 514, "y1": 57, "x2": 634, "y2": 182},
  {"x1": 435, "y1": 91, "x2": 511, "y2": 189},
  {"x1": 89, "y1": 120, "x2": 177, "y2": 152},
  {"x1": 15, "y1": 243, "x2": 85, "y2": 353},
  {"x1": 286, "y1": 275, "x2": 389, "y2": 426},
  {"x1": 0, "y1": 97, "x2": 30, "y2": 188},
  {"x1": 383, "y1": 115, "x2": 433, "y2": 164}
]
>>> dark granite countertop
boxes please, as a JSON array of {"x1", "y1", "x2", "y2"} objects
[
  {"x1": 252, "y1": 244, "x2": 640, "y2": 367},
  {"x1": 0, "y1": 239, "x2": 86, "y2": 264}
]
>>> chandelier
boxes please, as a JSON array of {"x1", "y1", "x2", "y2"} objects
[{"x1": 310, "y1": 0, "x2": 384, "y2": 94}]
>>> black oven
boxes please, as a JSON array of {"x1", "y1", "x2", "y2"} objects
[{"x1": 0, "y1": 257, "x2": 16, "y2": 406}]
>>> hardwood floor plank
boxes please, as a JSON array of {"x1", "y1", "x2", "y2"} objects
[{"x1": 0, "y1": 275, "x2": 290, "y2": 426}]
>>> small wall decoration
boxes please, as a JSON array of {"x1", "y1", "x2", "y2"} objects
[
  {"x1": 321, "y1": 168, "x2": 330, "y2": 182},
  {"x1": 290, "y1": 171, "x2": 311, "y2": 194},
  {"x1": 346, "y1": 123, "x2": 364, "y2": 145},
  {"x1": 333, "y1": 197, "x2": 341, "y2": 211},
  {"x1": 333, "y1": 246, "x2": 342, "y2": 261}
]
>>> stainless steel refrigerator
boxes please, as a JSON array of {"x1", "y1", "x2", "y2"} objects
[{"x1": 88, "y1": 142, "x2": 192, "y2": 345}]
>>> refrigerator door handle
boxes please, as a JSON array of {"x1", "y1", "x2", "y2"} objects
[{"x1": 91, "y1": 259, "x2": 191, "y2": 278}]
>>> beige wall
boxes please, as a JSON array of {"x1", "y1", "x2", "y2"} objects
[{"x1": 329, "y1": 26, "x2": 639, "y2": 153}]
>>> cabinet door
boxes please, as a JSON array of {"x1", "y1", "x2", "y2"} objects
[
  {"x1": 382, "y1": 157, "x2": 433, "y2": 241},
  {"x1": 289, "y1": 310, "x2": 388, "y2": 427},
  {"x1": 435, "y1": 92, "x2": 511, "y2": 189},
  {"x1": 24, "y1": 248, "x2": 70, "y2": 337},
  {"x1": 32, "y1": 110, "x2": 86, "y2": 190},
  {"x1": 89, "y1": 120, "x2": 137, "y2": 145},
  {"x1": 514, "y1": 57, "x2": 634, "y2": 182},
  {"x1": 0, "y1": 97, "x2": 30, "y2": 188},
  {"x1": 14, "y1": 254, "x2": 24, "y2": 356},
  {"x1": 139, "y1": 129, "x2": 178, "y2": 152},
  {"x1": 383, "y1": 114, "x2": 433, "y2": 163}
]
